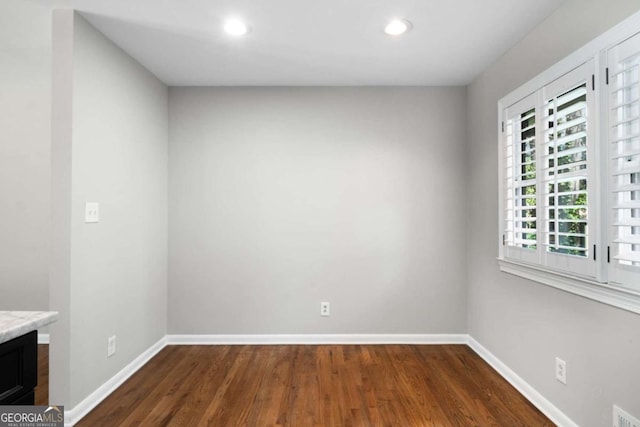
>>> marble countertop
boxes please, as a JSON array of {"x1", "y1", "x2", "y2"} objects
[{"x1": 0, "y1": 311, "x2": 59, "y2": 344}]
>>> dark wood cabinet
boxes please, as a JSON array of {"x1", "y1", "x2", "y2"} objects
[{"x1": 0, "y1": 330, "x2": 37, "y2": 405}]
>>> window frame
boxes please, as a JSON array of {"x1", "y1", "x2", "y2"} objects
[{"x1": 497, "y1": 9, "x2": 640, "y2": 315}]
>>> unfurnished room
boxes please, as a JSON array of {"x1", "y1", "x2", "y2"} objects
[{"x1": 1, "y1": 0, "x2": 640, "y2": 426}]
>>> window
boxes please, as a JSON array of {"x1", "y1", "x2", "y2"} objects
[
  {"x1": 502, "y1": 61, "x2": 597, "y2": 279},
  {"x1": 608, "y1": 31, "x2": 640, "y2": 292},
  {"x1": 498, "y1": 12, "x2": 640, "y2": 313}
]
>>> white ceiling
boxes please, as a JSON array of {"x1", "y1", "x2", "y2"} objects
[{"x1": 37, "y1": 0, "x2": 567, "y2": 86}]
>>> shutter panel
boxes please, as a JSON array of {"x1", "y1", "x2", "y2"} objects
[
  {"x1": 608, "y1": 32, "x2": 640, "y2": 289},
  {"x1": 541, "y1": 61, "x2": 597, "y2": 277},
  {"x1": 503, "y1": 94, "x2": 539, "y2": 264},
  {"x1": 543, "y1": 84, "x2": 588, "y2": 257}
]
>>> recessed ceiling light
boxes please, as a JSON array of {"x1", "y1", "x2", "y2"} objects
[
  {"x1": 224, "y1": 19, "x2": 249, "y2": 36},
  {"x1": 384, "y1": 19, "x2": 412, "y2": 36}
]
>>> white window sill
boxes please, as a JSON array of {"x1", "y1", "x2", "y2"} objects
[{"x1": 497, "y1": 258, "x2": 640, "y2": 315}]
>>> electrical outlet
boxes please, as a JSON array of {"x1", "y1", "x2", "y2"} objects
[
  {"x1": 614, "y1": 405, "x2": 640, "y2": 427},
  {"x1": 85, "y1": 202, "x2": 100, "y2": 223},
  {"x1": 107, "y1": 335, "x2": 116, "y2": 357},
  {"x1": 320, "y1": 302, "x2": 330, "y2": 317},
  {"x1": 555, "y1": 357, "x2": 566, "y2": 384}
]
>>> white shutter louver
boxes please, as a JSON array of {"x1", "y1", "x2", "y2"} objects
[{"x1": 609, "y1": 32, "x2": 640, "y2": 287}]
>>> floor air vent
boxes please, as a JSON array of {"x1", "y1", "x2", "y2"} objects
[{"x1": 615, "y1": 405, "x2": 640, "y2": 427}]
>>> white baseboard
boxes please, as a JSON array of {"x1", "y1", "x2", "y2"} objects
[
  {"x1": 64, "y1": 336, "x2": 167, "y2": 427},
  {"x1": 38, "y1": 333, "x2": 49, "y2": 344},
  {"x1": 166, "y1": 333, "x2": 468, "y2": 345},
  {"x1": 467, "y1": 336, "x2": 577, "y2": 427}
]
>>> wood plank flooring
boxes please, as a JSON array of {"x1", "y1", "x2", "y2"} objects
[
  {"x1": 56, "y1": 344, "x2": 554, "y2": 426},
  {"x1": 35, "y1": 344, "x2": 48, "y2": 406}
]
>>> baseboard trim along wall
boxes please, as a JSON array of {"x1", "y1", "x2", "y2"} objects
[
  {"x1": 467, "y1": 337, "x2": 578, "y2": 427},
  {"x1": 63, "y1": 334, "x2": 577, "y2": 427},
  {"x1": 166, "y1": 333, "x2": 468, "y2": 345},
  {"x1": 64, "y1": 336, "x2": 167, "y2": 427}
]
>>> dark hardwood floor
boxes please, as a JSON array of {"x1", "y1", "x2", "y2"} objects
[
  {"x1": 35, "y1": 344, "x2": 48, "y2": 406},
  {"x1": 45, "y1": 344, "x2": 554, "y2": 426}
]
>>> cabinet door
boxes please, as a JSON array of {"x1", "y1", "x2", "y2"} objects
[{"x1": 0, "y1": 331, "x2": 37, "y2": 405}]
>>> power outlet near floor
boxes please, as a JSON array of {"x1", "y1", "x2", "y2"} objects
[
  {"x1": 85, "y1": 202, "x2": 100, "y2": 223},
  {"x1": 107, "y1": 335, "x2": 116, "y2": 358},
  {"x1": 555, "y1": 357, "x2": 566, "y2": 385},
  {"x1": 320, "y1": 302, "x2": 330, "y2": 317}
]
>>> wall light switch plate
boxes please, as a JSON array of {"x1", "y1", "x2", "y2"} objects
[{"x1": 85, "y1": 202, "x2": 100, "y2": 223}]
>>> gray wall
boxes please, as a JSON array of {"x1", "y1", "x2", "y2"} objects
[
  {"x1": 467, "y1": 0, "x2": 640, "y2": 425},
  {"x1": 0, "y1": 0, "x2": 50, "y2": 312},
  {"x1": 169, "y1": 87, "x2": 467, "y2": 335},
  {"x1": 51, "y1": 12, "x2": 168, "y2": 407}
]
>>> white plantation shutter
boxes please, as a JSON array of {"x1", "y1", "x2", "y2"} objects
[
  {"x1": 540, "y1": 61, "x2": 597, "y2": 278},
  {"x1": 608, "y1": 32, "x2": 640, "y2": 290},
  {"x1": 501, "y1": 62, "x2": 597, "y2": 278},
  {"x1": 503, "y1": 94, "x2": 539, "y2": 264},
  {"x1": 498, "y1": 19, "x2": 640, "y2": 311}
]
